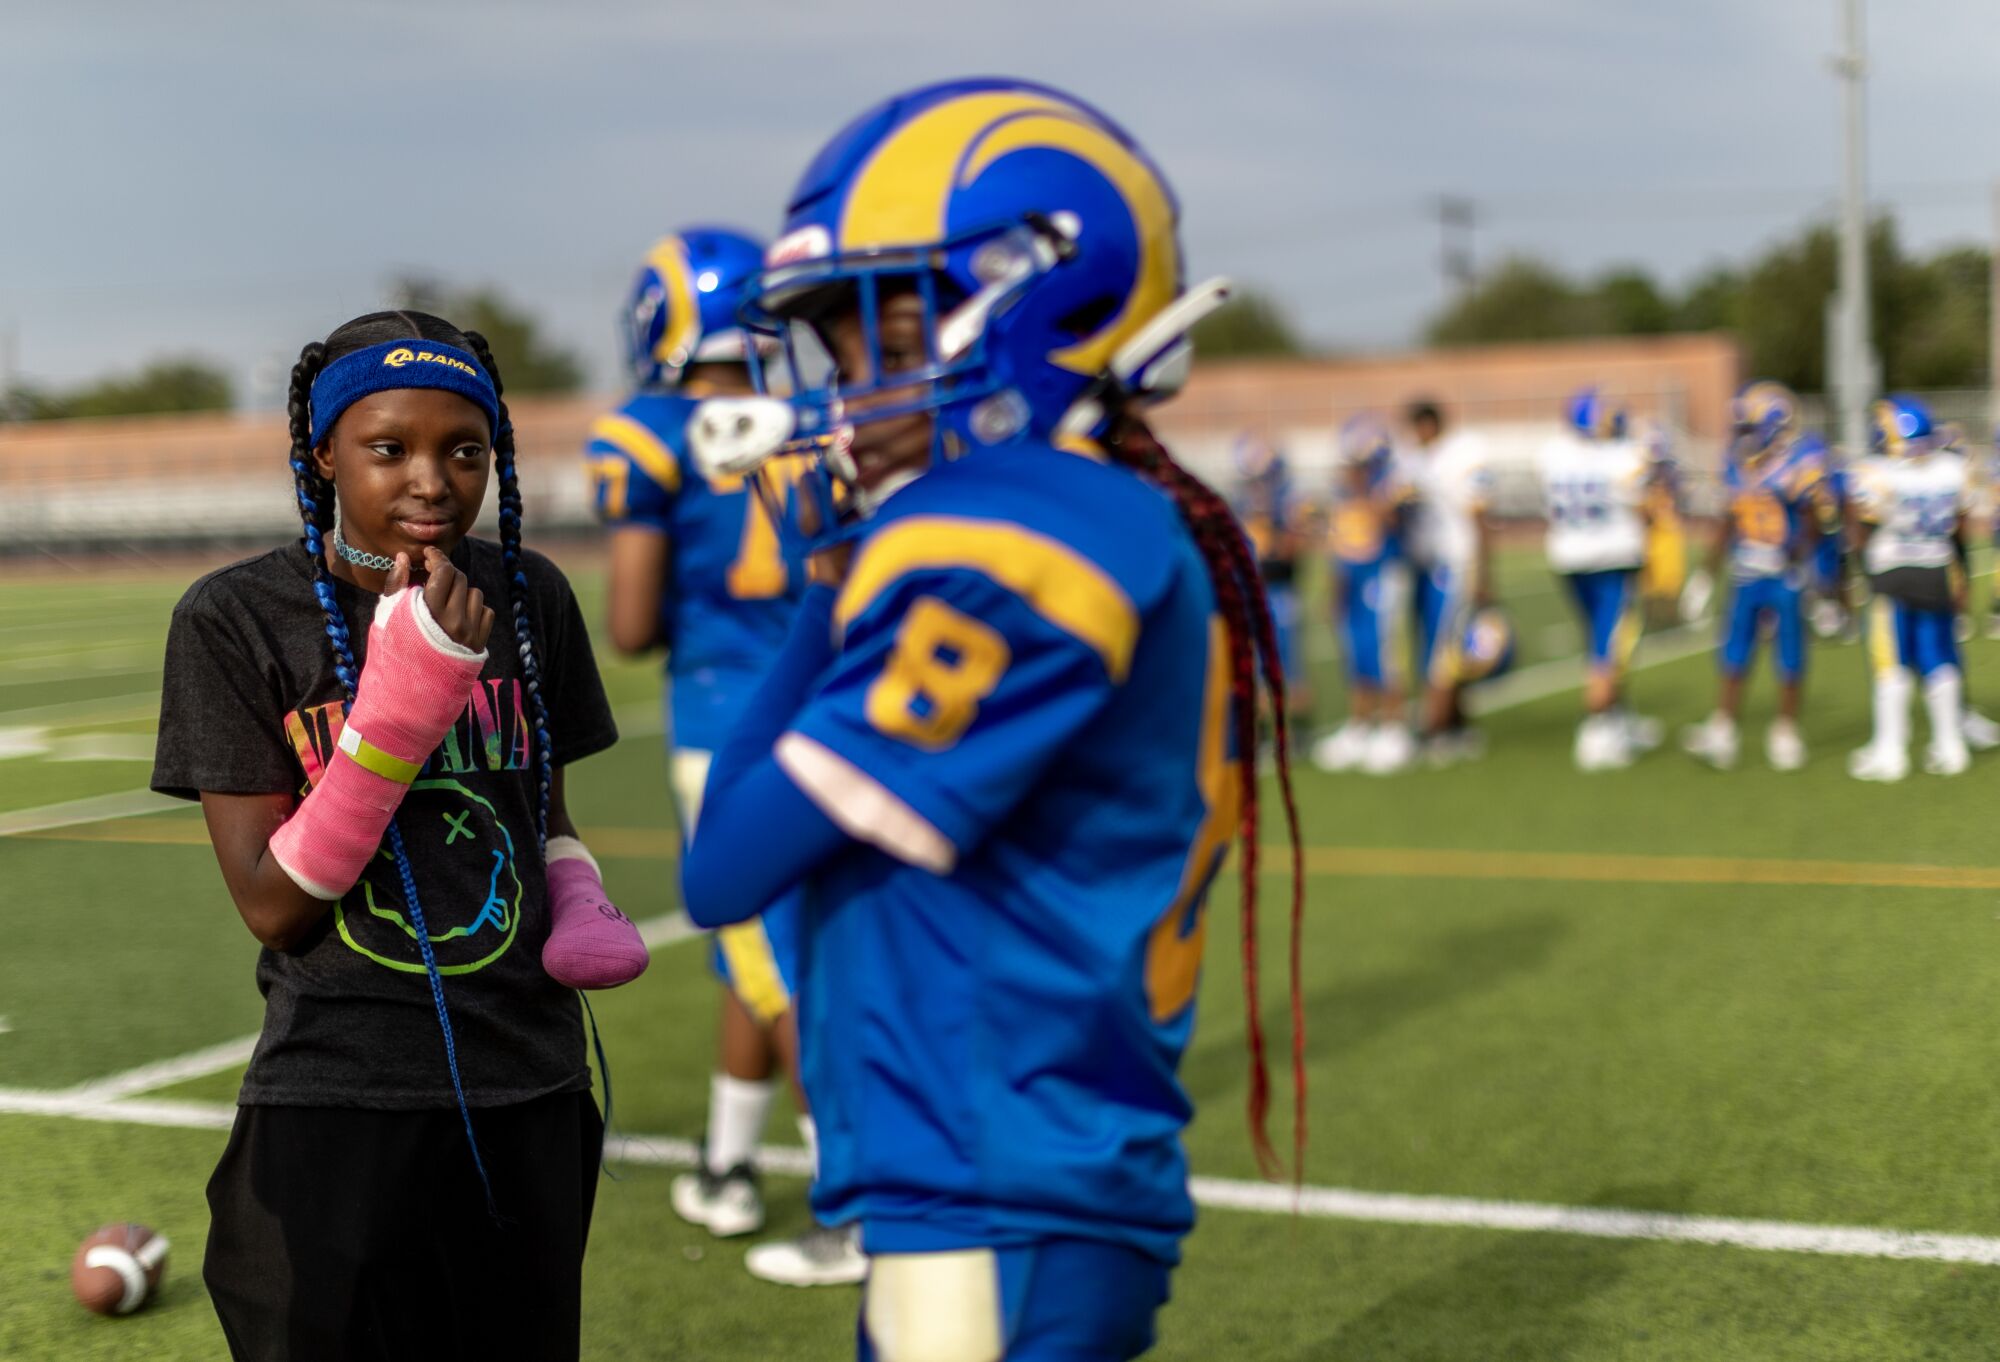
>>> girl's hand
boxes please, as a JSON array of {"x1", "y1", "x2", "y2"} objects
[{"x1": 395, "y1": 549, "x2": 494, "y2": 652}]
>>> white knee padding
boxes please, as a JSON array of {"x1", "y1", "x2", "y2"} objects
[{"x1": 864, "y1": 1249, "x2": 1003, "y2": 1362}]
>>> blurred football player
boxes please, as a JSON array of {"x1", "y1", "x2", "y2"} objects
[
  {"x1": 584, "y1": 230, "x2": 864, "y2": 1285},
  {"x1": 679, "y1": 78, "x2": 1306, "y2": 1360},
  {"x1": 1312, "y1": 414, "x2": 1414, "y2": 774},
  {"x1": 1985, "y1": 425, "x2": 2000, "y2": 640},
  {"x1": 1230, "y1": 434, "x2": 1313, "y2": 751},
  {"x1": 1635, "y1": 417, "x2": 1690, "y2": 628},
  {"x1": 1681, "y1": 381, "x2": 1825, "y2": 771},
  {"x1": 1538, "y1": 388, "x2": 1661, "y2": 770},
  {"x1": 1401, "y1": 396, "x2": 1494, "y2": 765},
  {"x1": 1848, "y1": 395, "x2": 1971, "y2": 780},
  {"x1": 1810, "y1": 447, "x2": 1856, "y2": 640}
]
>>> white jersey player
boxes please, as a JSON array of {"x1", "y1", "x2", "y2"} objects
[
  {"x1": 1537, "y1": 389, "x2": 1658, "y2": 769},
  {"x1": 1848, "y1": 396, "x2": 1972, "y2": 781},
  {"x1": 1400, "y1": 399, "x2": 1493, "y2": 764}
]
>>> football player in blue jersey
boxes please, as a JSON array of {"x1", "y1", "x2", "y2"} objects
[
  {"x1": 679, "y1": 78, "x2": 1306, "y2": 1361},
  {"x1": 1230, "y1": 434, "x2": 1313, "y2": 753},
  {"x1": 584, "y1": 229, "x2": 864, "y2": 1285},
  {"x1": 1312, "y1": 414, "x2": 1415, "y2": 774},
  {"x1": 1681, "y1": 381, "x2": 1826, "y2": 771}
]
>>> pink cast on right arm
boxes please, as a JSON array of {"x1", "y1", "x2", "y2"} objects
[{"x1": 268, "y1": 586, "x2": 487, "y2": 900}]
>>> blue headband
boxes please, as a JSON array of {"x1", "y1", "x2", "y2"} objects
[{"x1": 308, "y1": 339, "x2": 503, "y2": 448}]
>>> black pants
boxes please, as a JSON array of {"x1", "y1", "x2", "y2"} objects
[{"x1": 204, "y1": 1090, "x2": 602, "y2": 1362}]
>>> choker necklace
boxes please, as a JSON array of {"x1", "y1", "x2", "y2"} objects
[{"x1": 331, "y1": 526, "x2": 397, "y2": 573}]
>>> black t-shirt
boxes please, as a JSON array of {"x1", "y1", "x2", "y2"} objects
[{"x1": 152, "y1": 538, "x2": 619, "y2": 1110}]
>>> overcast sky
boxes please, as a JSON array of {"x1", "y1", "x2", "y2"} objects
[{"x1": 3, "y1": 0, "x2": 1995, "y2": 400}]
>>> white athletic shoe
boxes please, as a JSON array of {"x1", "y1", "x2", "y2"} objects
[
  {"x1": 1621, "y1": 712, "x2": 1664, "y2": 754},
  {"x1": 1811, "y1": 598, "x2": 1845, "y2": 640},
  {"x1": 1574, "y1": 716, "x2": 1633, "y2": 772},
  {"x1": 1361, "y1": 723, "x2": 1416, "y2": 775},
  {"x1": 1847, "y1": 744, "x2": 1909, "y2": 783},
  {"x1": 744, "y1": 1223, "x2": 868, "y2": 1287},
  {"x1": 1680, "y1": 715, "x2": 1739, "y2": 770},
  {"x1": 1766, "y1": 720, "x2": 1807, "y2": 772},
  {"x1": 671, "y1": 1156, "x2": 764, "y2": 1238},
  {"x1": 1310, "y1": 722, "x2": 1371, "y2": 773},
  {"x1": 1925, "y1": 740, "x2": 1971, "y2": 777},
  {"x1": 1986, "y1": 613, "x2": 2000, "y2": 642},
  {"x1": 1961, "y1": 708, "x2": 2000, "y2": 752}
]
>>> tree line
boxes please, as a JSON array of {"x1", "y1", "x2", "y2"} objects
[
  {"x1": 8, "y1": 219, "x2": 1988, "y2": 419},
  {"x1": 0, "y1": 279, "x2": 584, "y2": 424},
  {"x1": 1193, "y1": 213, "x2": 1991, "y2": 396}
]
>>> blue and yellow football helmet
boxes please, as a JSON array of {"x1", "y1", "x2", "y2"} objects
[
  {"x1": 1731, "y1": 380, "x2": 1801, "y2": 462},
  {"x1": 1335, "y1": 413, "x2": 1394, "y2": 472},
  {"x1": 715, "y1": 78, "x2": 1224, "y2": 550},
  {"x1": 621, "y1": 227, "x2": 766, "y2": 390},
  {"x1": 1458, "y1": 605, "x2": 1516, "y2": 684},
  {"x1": 1232, "y1": 433, "x2": 1281, "y2": 482},
  {"x1": 1565, "y1": 387, "x2": 1626, "y2": 441},
  {"x1": 1870, "y1": 393, "x2": 1935, "y2": 458}
]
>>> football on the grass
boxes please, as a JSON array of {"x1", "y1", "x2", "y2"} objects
[{"x1": 71, "y1": 1223, "x2": 169, "y2": 1316}]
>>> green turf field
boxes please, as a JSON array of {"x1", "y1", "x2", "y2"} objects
[{"x1": 9, "y1": 546, "x2": 2000, "y2": 1359}]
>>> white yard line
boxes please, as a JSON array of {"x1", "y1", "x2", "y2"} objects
[
  {"x1": 0, "y1": 788, "x2": 180, "y2": 837},
  {"x1": 61, "y1": 1036, "x2": 262, "y2": 1105},
  {"x1": 1, "y1": 1084, "x2": 1995, "y2": 1268},
  {"x1": 1470, "y1": 624, "x2": 1709, "y2": 716},
  {"x1": 1184, "y1": 1179, "x2": 2000, "y2": 1268},
  {"x1": 0, "y1": 691, "x2": 158, "y2": 725},
  {"x1": 0, "y1": 913, "x2": 703, "y2": 1110}
]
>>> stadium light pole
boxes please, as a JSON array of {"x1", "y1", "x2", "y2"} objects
[{"x1": 1832, "y1": 0, "x2": 1872, "y2": 454}]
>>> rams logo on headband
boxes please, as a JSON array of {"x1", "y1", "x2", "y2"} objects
[{"x1": 382, "y1": 347, "x2": 479, "y2": 378}]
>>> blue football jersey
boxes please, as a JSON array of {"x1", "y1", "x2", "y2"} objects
[
  {"x1": 774, "y1": 442, "x2": 1233, "y2": 1266},
  {"x1": 1724, "y1": 436, "x2": 1825, "y2": 582},
  {"x1": 1328, "y1": 457, "x2": 1406, "y2": 569},
  {"x1": 583, "y1": 391, "x2": 806, "y2": 750},
  {"x1": 1232, "y1": 464, "x2": 1303, "y2": 584}
]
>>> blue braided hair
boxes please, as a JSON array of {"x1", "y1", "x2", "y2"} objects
[
  {"x1": 286, "y1": 311, "x2": 506, "y2": 1214},
  {"x1": 460, "y1": 330, "x2": 553, "y2": 857},
  {"x1": 454, "y1": 332, "x2": 622, "y2": 1148}
]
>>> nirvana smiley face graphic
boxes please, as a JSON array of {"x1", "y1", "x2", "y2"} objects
[
  {"x1": 340, "y1": 777, "x2": 524, "y2": 975},
  {"x1": 284, "y1": 683, "x2": 535, "y2": 975}
]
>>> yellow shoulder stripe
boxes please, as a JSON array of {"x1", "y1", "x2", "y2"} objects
[
  {"x1": 835, "y1": 517, "x2": 1139, "y2": 682},
  {"x1": 589, "y1": 413, "x2": 681, "y2": 493}
]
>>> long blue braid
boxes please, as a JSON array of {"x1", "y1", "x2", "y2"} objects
[
  {"x1": 462, "y1": 331, "x2": 617, "y2": 1146},
  {"x1": 286, "y1": 339, "x2": 498, "y2": 1217}
]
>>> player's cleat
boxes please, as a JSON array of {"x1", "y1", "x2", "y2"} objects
[
  {"x1": 1621, "y1": 711, "x2": 1664, "y2": 754},
  {"x1": 1985, "y1": 611, "x2": 2000, "y2": 642},
  {"x1": 1957, "y1": 615, "x2": 1975, "y2": 644},
  {"x1": 1925, "y1": 739, "x2": 1971, "y2": 777},
  {"x1": 1680, "y1": 714, "x2": 1739, "y2": 770},
  {"x1": 1962, "y1": 708, "x2": 2000, "y2": 751},
  {"x1": 671, "y1": 1156, "x2": 764, "y2": 1238},
  {"x1": 1573, "y1": 715, "x2": 1633, "y2": 772},
  {"x1": 1811, "y1": 598, "x2": 1845, "y2": 639},
  {"x1": 1310, "y1": 722, "x2": 1371, "y2": 773},
  {"x1": 1847, "y1": 743, "x2": 1909, "y2": 783},
  {"x1": 1361, "y1": 722, "x2": 1416, "y2": 775},
  {"x1": 744, "y1": 1223, "x2": 868, "y2": 1287},
  {"x1": 1766, "y1": 719, "x2": 1807, "y2": 772}
]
